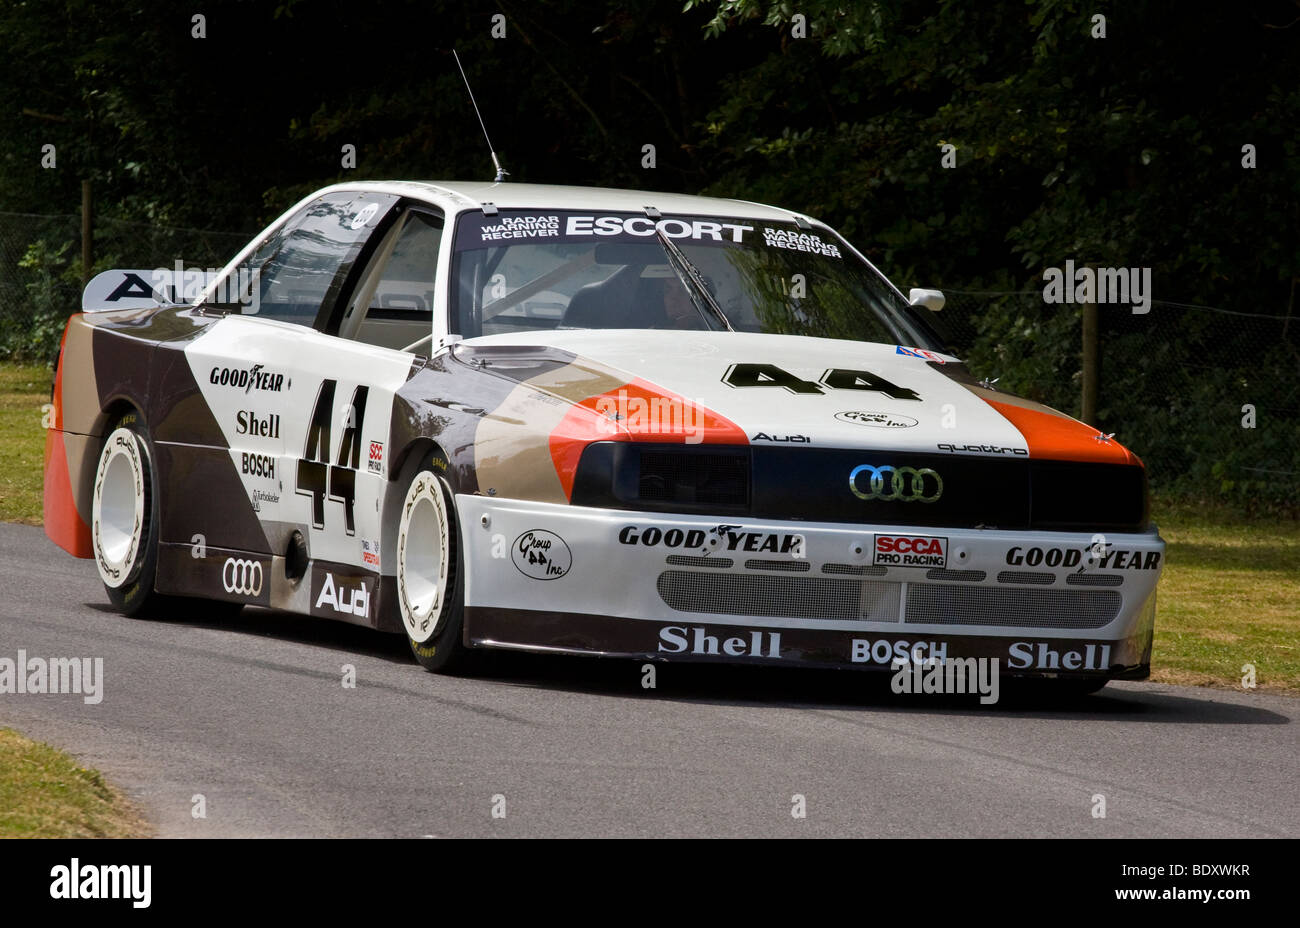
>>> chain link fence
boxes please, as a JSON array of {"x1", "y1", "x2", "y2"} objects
[
  {"x1": 938, "y1": 290, "x2": 1300, "y2": 510},
  {"x1": 0, "y1": 210, "x2": 250, "y2": 361},
  {"x1": 2, "y1": 210, "x2": 1296, "y2": 507}
]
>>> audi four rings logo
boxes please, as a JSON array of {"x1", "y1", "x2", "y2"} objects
[
  {"x1": 222, "y1": 558, "x2": 263, "y2": 595},
  {"x1": 848, "y1": 465, "x2": 943, "y2": 503}
]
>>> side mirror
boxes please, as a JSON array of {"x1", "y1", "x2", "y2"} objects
[{"x1": 908, "y1": 288, "x2": 945, "y2": 312}]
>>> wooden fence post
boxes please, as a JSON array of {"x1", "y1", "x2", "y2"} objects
[{"x1": 1081, "y1": 293, "x2": 1099, "y2": 426}]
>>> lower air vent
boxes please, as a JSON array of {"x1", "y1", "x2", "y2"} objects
[
  {"x1": 904, "y1": 586, "x2": 1120, "y2": 629},
  {"x1": 655, "y1": 571, "x2": 1120, "y2": 629},
  {"x1": 744, "y1": 559, "x2": 810, "y2": 572},
  {"x1": 1065, "y1": 573, "x2": 1124, "y2": 586},
  {"x1": 822, "y1": 564, "x2": 888, "y2": 577},
  {"x1": 996, "y1": 571, "x2": 1055, "y2": 585},
  {"x1": 665, "y1": 555, "x2": 733, "y2": 569},
  {"x1": 656, "y1": 571, "x2": 899, "y2": 622},
  {"x1": 925, "y1": 569, "x2": 986, "y2": 582}
]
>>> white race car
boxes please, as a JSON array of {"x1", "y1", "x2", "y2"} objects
[{"x1": 44, "y1": 181, "x2": 1162, "y2": 689}]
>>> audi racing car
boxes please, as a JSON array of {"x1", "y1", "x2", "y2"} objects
[{"x1": 43, "y1": 181, "x2": 1163, "y2": 688}]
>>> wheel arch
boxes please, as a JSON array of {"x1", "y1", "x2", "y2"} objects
[
  {"x1": 95, "y1": 396, "x2": 146, "y2": 436},
  {"x1": 381, "y1": 437, "x2": 470, "y2": 642},
  {"x1": 381, "y1": 437, "x2": 454, "y2": 555},
  {"x1": 60, "y1": 396, "x2": 150, "y2": 555}
]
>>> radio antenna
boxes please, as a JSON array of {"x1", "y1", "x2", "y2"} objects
[{"x1": 453, "y1": 49, "x2": 508, "y2": 183}]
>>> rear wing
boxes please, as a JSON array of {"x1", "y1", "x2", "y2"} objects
[{"x1": 81, "y1": 268, "x2": 219, "y2": 312}]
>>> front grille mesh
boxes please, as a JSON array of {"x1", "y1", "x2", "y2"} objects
[
  {"x1": 905, "y1": 585, "x2": 1120, "y2": 629},
  {"x1": 656, "y1": 570, "x2": 1121, "y2": 629},
  {"x1": 657, "y1": 570, "x2": 877, "y2": 621}
]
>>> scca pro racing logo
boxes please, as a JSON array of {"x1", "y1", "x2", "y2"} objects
[
  {"x1": 849, "y1": 465, "x2": 942, "y2": 503},
  {"x1": 874, "y1": 534, "x2": 947, "y2": 568},
  {"x1": 210, "y1": 363, "x2": 285, "y2": 394}
]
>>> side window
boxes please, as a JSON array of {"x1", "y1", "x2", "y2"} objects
[
  {"x1": 214, "y1": 192, "x2": 396, "y2": 327},
  {"x1": 339, "y1": 209, "x2": 444, "y2": 350}
]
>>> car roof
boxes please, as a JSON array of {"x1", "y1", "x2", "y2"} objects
[{"x1": 319, "y1": 180, "x2": 818, "y2": 223}]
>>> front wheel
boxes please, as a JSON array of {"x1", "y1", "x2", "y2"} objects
[
  {"x1": 91, "y1": 412, "x2": 165, "y2": 616},
  {"x1": 396, "y1": 458, "x2": 473, "y2": 673}
]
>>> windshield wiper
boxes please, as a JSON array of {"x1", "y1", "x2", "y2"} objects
[{"x1": 654, "y1": 226, "x2": 734, "y2": 332}]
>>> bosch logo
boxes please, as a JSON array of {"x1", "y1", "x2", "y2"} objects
[
  {"x1": 222, "y1": 558, "x2": 263, "y2": 595},
  {"x1": 849, "y1": 465, "x2": 943, "y2": 503},
  {"x1": 241, "y1": 452, "x2": 275, "y2": 479}
]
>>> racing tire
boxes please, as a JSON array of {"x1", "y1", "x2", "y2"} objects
[
  {"x1": 91, "y1": 411, "x2": 166, "y2": 617},
  {"x1": 396, "y1": 454, "x2": 473, "y2": 674}
]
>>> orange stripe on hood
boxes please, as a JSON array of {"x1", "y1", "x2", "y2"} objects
[
  {"x1": 549, "y1": 377, "x2": 748, "y2": 500},
  {"x1": 984, "y1": 398, "x2": 1138, "y2": 465}
]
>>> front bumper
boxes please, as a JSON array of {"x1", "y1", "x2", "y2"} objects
[{"x1": 456, "y1": 496, "x2": 1162, "y2": 678}]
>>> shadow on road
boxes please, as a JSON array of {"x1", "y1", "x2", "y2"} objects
[
  {"x1": 90, "y1": 600, "x2": 1292, "y2": 726},
  {"x1": 485, "y1": 651, "x2": 1292, "y2": 725}
]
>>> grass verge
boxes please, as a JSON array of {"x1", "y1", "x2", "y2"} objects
[
  {"x1": 1150, "y1": 499, "x2": 1300, "y2": 693},
  {"x1": 0, "y1": 728, "x2": 149, "y2": 837},
  {"x1": 0, "y1": 362, "x2": 50, "y2": 524}
]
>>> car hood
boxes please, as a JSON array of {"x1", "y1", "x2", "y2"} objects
[{"x1": 457, "y1": 329, "x2": 1137, "y2": 466}]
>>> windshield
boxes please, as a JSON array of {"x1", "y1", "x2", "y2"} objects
[{"x1": 450, "y1": 210, "x2": 945, "y2": 349}]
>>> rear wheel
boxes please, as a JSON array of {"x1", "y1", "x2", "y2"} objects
[
  {"x1": 92, "y1": 412, "x2": 165, "y2": 617},
  {"x1": 397, "y1": 455, "x2": 472, "y2": 673}
]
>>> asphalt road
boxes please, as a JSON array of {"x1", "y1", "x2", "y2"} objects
[{"x1": 1, "y1": 522, "x2": 1296, "y2": 838}]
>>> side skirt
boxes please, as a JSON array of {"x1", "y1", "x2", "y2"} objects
[{"x1": 155, "y1": 543, "x2": 400, "y2": 632}]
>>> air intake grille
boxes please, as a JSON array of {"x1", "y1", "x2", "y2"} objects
[
  {"x1": 1065, "y1": 572, "x2": 1124, "y2": 586},
  {"x1": 665, "y1": 555, "x2": 732, "y2": 569},
  {"x1": 655, "y1": 571, "x2": 1120, "y2": 628},
  {"x1": 572, "y1": 442, "x2": 1148, "y2": 532},
  {"x1": 926, "y1": 569, "x2": 986, "y2": 582},
  {"x1": 904, "y1": 586, "x2": 1120, "y2": 629},
  {"x1": 822, "y1": 564, "x2": 888, "y2": 576},
  {"x1": 744, "y1": 559, "x2": 810, "y2": 572},
  {"x1": 656, "y1": 570, "x2": 899, "y2": 622},
  {"x1": 996, "y1": 571, "x2": 1055, "y2": 585}
]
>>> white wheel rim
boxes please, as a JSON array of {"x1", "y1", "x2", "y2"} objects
[
  {"x1": 92, "y1": 427, "x2": 147, "y2": 589},
  {"x1": 398, "y1": 471, "x2": 450, "y2": 643}
]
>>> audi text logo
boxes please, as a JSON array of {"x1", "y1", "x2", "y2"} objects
[
  {"x1": 222, "y1": 558, "x2": 263, "y2": 595},
  {"x1": 849, "y1": 465, "x2": 943, "y2": 503}
]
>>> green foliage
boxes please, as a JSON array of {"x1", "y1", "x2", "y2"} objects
[
  {"x1": 3, "y1": 240, "x2": 77, "y2": 361},
  {"x1": 0, "y1": 0, "x2": 1293, "y2": 509}
]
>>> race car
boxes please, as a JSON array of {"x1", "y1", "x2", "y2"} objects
[{"x1": 43, "y1": 181, "x2": 1162, "y2": 688}]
